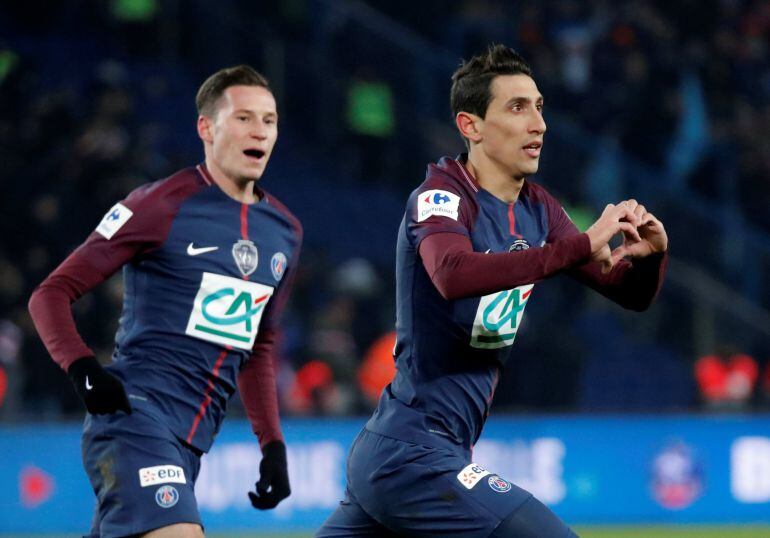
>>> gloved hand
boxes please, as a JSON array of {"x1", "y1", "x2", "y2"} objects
[
  {"x1": 248, "y1": 440, "x2": 290, "y2": 509},
  {"x1": 67, "y1": 356, "x2": 132, "y2": 415}
]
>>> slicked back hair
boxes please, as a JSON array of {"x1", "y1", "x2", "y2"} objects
[
  {"x1": 450, "y1": 44, "x2": 532, "y2": 120},
  {"x1": 196, "y1": 65, "x2": 271, "y2": 118}
]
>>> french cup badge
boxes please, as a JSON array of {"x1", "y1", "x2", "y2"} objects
[{"x1": 232, "y1": 239, "x2": 258, "y2": 277}]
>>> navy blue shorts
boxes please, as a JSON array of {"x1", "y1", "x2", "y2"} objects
[
  {"x1": 316, "y1": 429, "x2": 575, "y2": 537},
  {"x1": 81, "y1": 410, "x2": 202, "y2": 538}
]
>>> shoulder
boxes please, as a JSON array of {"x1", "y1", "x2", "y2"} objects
[
  {"x1": 123, "y1": 167, "x2": 207, "y2": 214},
  {"x1": 262, "y1": 189, "x2": 303, "y2": 239},
  {"x1": 522, "y1": 180, "x2": 560, "y2": 206}
]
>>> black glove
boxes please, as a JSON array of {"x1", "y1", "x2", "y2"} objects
[
  {"x1": 248, "y1": 440, "x2": 290, "y2": 509},
  {"x1": 67, "y1": 356, "x2": 132, "y2": 415}
]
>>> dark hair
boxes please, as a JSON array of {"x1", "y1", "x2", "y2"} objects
[
  {"x1": 196, "y1": 65, "x2": 271, "y2": 117},
  {"x1": 450, "y1": 44, "x2": 532, "y2": 119}
]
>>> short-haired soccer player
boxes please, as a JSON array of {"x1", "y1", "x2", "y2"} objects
[
  {"x1": 29, "y1": 65, "x2": 302, "y2": 537},
  {"x1": 316, "y1": 45, "x2": 668, "y2": 538}
]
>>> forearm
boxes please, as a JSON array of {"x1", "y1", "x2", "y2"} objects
[
  {"x1": 238, "y1": 329, "x2": 283, "y2": 448},
  {"x1": 421, "y1": 232, "x2": 591, "y2": 300},
  {"x1": 571, "y1": 250, "x2": 668, "y2": 311}
]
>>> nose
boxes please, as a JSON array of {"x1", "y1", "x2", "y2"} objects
[
  {"x1": 530, "y1": 109, "x2": 546, "y2": 134},
  {"x1": 250, "y1": 120, "x2": 269, "y2": 139}
]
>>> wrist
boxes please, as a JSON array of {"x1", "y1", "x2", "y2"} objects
[{"x1": 67, "y1": 356, "x2": 101, "y2": 378}]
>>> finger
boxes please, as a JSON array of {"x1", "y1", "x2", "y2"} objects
[
  {"x1": 249, "y1": 490, "x2": 279, "y2": 510},
  {"x1": 615, "y1": 205, "x2": 640, "y2": 226},
  {"x1": 618, "y1": 222, "x2": 641, "y2": 242},
  {"x1": 610, "y1": 245, "x2": 631, "y2": 264},
  {"x1": 625, "y1": 199, "x2": 639, "y2": 213},
  {"x1": 634, "y1": 204, "x2": 646, "y2": 219},
  {"x1": 601, "y1": 259, "x2": 613, "y2": 274}
]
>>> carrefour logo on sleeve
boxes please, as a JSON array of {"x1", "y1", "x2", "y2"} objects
[
  {"x1": 470, "y1": 284, "x2": 533, "y2": 349},
  {"x1": 417, "y1": 189, "x2": 461, "y2": 222},
  {"x1": 185, "y1": 272, "x2": 274, "y2": 350}
]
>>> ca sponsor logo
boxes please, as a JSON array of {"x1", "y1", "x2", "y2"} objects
[
  {"x1": 456, "y1": 463, "x2": 490, "y2": 490},
  {"x1": 417, "y1": 189, "x2": 461, "y2": 222},
  {"x1": 139, "y1": 465, "x2": 187, "y2": 488},
  {"x1": 470, "y1": 284, "x2": 533, "y2": 349},
  {"x1": 186, "y1": 272, "x2": 274, "y2": 350}
]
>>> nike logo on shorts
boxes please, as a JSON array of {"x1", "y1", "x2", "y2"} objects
[{"x1": 85, "y1": 376, "x2": 93, "y2": 390}]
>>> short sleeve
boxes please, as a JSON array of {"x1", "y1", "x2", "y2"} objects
[{"x1": 406, "y1": 182, "x2": 474, "y2": 249}]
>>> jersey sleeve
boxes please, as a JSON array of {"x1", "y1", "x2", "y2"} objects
[
  {"x1": 406, "y1": 182, "x2": 474, "y2": 249},
  {"x1": 28, "y1": 185, "x2": 174, "y2": 371},
  {"x1": 237, "y1": 221, "x2": 302, "y2": 448}
]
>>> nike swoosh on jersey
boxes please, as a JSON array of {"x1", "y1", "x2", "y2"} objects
[
  {"x1": 85, "y1": 376, "x2": 93, "y2": 390},
  {"x1": 187, "y1": 243, "x2": 219, "y2": 256}
]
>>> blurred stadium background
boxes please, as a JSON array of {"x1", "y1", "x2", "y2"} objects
[{"x1": 1, "y1": 0, "x2": 770, "y2": 536}]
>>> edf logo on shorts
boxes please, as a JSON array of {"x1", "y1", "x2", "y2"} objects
[
  {"x1": 139, "y1": 465, "x2": 187, "y2": 487},
  {"x1": 457, "y1": 463, "x2": 491, "y2": 489},
  {"x1": 186, "y1": 272, "x2": 274, "y2": 350},
  {"x1": 417, "y1": 189, "x2": 461, "y2": 222}
]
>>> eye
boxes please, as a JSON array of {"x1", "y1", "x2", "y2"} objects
[
  {"x1": 511, "y1": 103, "x2": 523, "y2": 112},
  {"x1": 237, "y1": 116, "x2": 249, "y2": 122},
  {"x1": 536, "y1": 103, "x2": 544, "y2": 111}
]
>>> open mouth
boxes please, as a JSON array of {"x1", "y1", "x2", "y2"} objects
[
  {"x1": 243, "y1": 149, "x2": 266, "y2": 160},
  {"x1": 523, "y1": 142, "x2": 542, "y2": 157}
]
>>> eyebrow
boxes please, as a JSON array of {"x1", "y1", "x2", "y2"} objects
[
  {"x1": 233, "y1": 109, "x2": 278, "y2": 118},
  {"x1": 504, "y1": 96, "x2": 544, "y2": 107}
]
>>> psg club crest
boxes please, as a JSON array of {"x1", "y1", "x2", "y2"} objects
[
  {"x1": 487, "y1": 475, "x2": 512, "y2": 493},
  {"x1": 650, "y1": 441, "x2": 703, "y2": 510},
  {"x1": 155, "y1": 485, "x2": 179, "y2": 508},
  {"x1": 232, "y1": 239, "x2": 258, "y2": 277},
  {"x1": 271, "y1": 252, "x2": 287, "y2": 281}
]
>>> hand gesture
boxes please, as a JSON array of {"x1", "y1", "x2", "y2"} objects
[
  {"x1": 249, "y1": 440, "x2": 291, "y2": 510},
  {"x1": 610, "y1": 199, "x2": 668, "y2": 262},
  {"x1": 585, "y1": 201, "x2": 642, "y2": 273}
]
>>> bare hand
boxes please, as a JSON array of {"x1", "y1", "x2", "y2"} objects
[
  {"x1": 585, "y1": 201, "x2": 642, "y2": 273},
  {"x1": 609, "y1": 199, "x2": 668, "y2": 264}
]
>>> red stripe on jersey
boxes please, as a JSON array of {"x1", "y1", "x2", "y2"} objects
[
  {"x1": 508, "y1": 203, "x2": 516, "y2": 236},
  {"x1": 522, "y1": 289, "x2": 532, "y2": 299},
  {"x1": 196, "y1": 164, "x2": 214, "y2": 186},
  {"x1": 187, "y1": 346, "x2": 231, "y2": 444},
  {"x1": 240, "y1": 203, "x2": 249, "y2": 241},
  {"x1": 453, "y1": 159, "x2": 479, "y2": 193}
]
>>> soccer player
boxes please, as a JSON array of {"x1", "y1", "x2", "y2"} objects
[
  {"x1": 316, "y1": 45, "x2": 668, "y2": 538},
  {"x1": 28, "y1": 65, "x2": 302, "y2": 537}
]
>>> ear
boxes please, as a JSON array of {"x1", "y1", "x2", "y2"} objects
[
  {"x1": 455, "y1": 112, "x2": 482, "y2": 144},
  {"x1": 197, "y1": 115, "x2": 213, "y2": 143}
]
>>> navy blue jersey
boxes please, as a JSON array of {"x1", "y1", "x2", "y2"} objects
[
  {"x1": 366, "y1": 155, "x2": 665, "y2": 454},
  {"x1": 31, "y1": 165, "x2": 302, "y2": 452}
]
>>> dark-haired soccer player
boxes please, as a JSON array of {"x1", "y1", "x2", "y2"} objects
[
  {"x1": 29, "y1": 65, "x2": 302, "y2": 537},
  {"x1": 317, "y1": 45, "x2": 667, "y2": 538}
]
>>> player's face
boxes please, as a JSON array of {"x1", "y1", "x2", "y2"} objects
[
  {"x1": 208, "y1": 85, "x2": 278, "y2": 183},
  {"x1": 478, "y1": 74, "x2": 546, "y2": 179}
]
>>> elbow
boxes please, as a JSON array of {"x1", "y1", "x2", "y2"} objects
[
  {"x1": 431, "y1": 274, "x2": 463, "y2": 301},
  {"x1": 28, "y1": 285, "x2": 45, "y2": 321}
]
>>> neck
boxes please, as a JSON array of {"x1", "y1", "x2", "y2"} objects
[
  {"x1": 466, "y1": 150, "x2": 524, "y2": 204},
  {"x1": 204, "y1": 158, "x2": 258, "y2": 204}
]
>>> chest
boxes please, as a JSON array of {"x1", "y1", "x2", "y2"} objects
[
  {"x1": 156, "y1": 196, "x2": 294, "y2": 288},
  {"x1": 469, "y1": 194, "x2": 549, "y2": 254}
]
